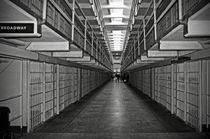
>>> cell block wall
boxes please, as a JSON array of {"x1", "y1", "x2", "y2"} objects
[
  {"x1": 157, "y1": 65, "x2": 172, "y2": 111},
  {"x1": 27, "y1": 62, "x2": 110, "y2": 131},
  {"x1": 186, "y1": 61, "x2": 200, "y2": 128},
  {"x1": 175, "y1": 63, "x2": 185, "y2": 120},
  {"x1": 59, "y1": 66, "x2": 74, "y2": 111},
  {"x1": 45, "y1": 63, "x2": 56, "y2": 121},
  {"x1": 129, "y1": 59, "x2": 209, "y2": 131},
  {"x1": 29, "y1": 61, "x2": 43, "y2": 129}
]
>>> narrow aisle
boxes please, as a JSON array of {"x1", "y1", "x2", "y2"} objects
[{"x1": 22, "y1": 82, "x2": 208, "y2": 139}]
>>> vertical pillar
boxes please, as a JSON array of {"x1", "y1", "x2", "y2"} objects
[
  {"x1": 133, "y1": 38, "x2": 136, "y2": 60},
  {"x1": 153, "y1": 0, "x2": 157, "y2": 41},
  {"x1": 137, "y1": 31, "x2": 140, "y2": 56},
  {"x1": 178, "y1": 0, "x2": 183, "y2": 21},
  {"x1": 157, "y1": 68, "x2": 160, "y2": 103},
  {"x1": 26, "y1": 60, "x2": 31, "y2": 133},
  {"x1": 171, "y1": 64, "x2": 174, "y2": 114},
  {"x1": 71, "y1": 0, "x2": 75, "y2": 41},
  {"x1": 175, "y1": 63, "x2": 178, "y2": 115},
  {"x1": 42, "y1": 0, "x2": 47, "y2": 22},
  {"x1": 56, "y1": 64, "x2": 59, "y2": 115},
  {"x1": 42, "y1": 62, "x2": 46, "y2": 122},
  {"x1": 20, "y1": 60, "x2": 23, "y2": 130},
  {"x1": 184, "y1": 62, "x2": 187, "y2": 121},
  {"x1": 143, "y1": 19, "x2": 146, "y2": 51},
  {"x1": 207, "y1": 60, "x2": 209, "y2": 129},
  {"x1": 199, "y1": 60, "x2": 203, "y2": 132},
  {"x1": 84, "y1": 19, "x2": 87, "y2": 51},
  {"x1": 96, "y1": 39, "x2": 98, "y2": 59},
  {"x1": 91, "y1": 32, "x2": 94, "y2": 55}
]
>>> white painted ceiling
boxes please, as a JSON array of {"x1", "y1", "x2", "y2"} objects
[{"x1": 100, "y1": 0, "x2": 132, "y2": 52}]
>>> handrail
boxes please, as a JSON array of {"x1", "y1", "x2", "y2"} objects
[
  {"x1": 74, "y1": 15, "x2": 85, "y2": 34},
  {"x1": 156, "y1": 1, "x2": 179, "y2": 40},
  {"x1": 86, "y1": 42, "x2": 92, "y2": 54},
  {"x1": 9, "y1": 0, "x2": 43, "y2": 19},
  {"x1": 145, "y1": 23, "x2": 154, "y2": 37},
  {"x1": 156, "y1": 0, "x2": 177, "y2": 23},
  {"x1": 74, "y1": 0, "x2": 105, "y2": 52},
  {"x1": 139, "y1": 32, "x2": 144, "y2": 42},
  {"x1": 74, "y1": 25, "x2": 85, "y2": 39},
  {"x1": 145, "y1": 15, "x2": 154, "y2": 34},
  {"x1": 145, "y1": 29, "x2": 155, "y2": 50},
  {"x1": 9, "y1": 0, "x2": 106, "y2": 63},
  {"x1": 139, "y1": 41, "x2": 144, "y2": 56},
  {"x1": 86, "y1": 32, "x2": 92, "y2": 44},
  {"x1": 144, "y1": 1, "x2": 154, "y2": 22},
  {"x1": 155, "y1": 0, "x2": 171, "y2": 19},
  {"x1": 49, "y1": 0, "x2": 73, "y2": 25},
  {"x1": 74, "y1": 0, "x2": 86, "y2": 20}
]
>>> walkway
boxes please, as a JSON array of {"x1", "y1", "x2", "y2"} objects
[{"x1": 21, "y1": 82, "x2": 208, "y2": 139}]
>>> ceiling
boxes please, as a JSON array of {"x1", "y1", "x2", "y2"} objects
[
  {"x1": 75, "y1": 0, "x2": 134, "y2": 64},
  {"x1": 99, "y1": 0, "x2": 132, "y2": 62}
]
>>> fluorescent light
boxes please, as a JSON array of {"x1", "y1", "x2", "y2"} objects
[
  {"x1": 111, "y1": 45, "x2": 122, "y2": 47},
  {"x1": 113, "y1": 40, "x2": 123, "y2": 42},
  {"x1": 111, "y1": 40, "x2": 124, "y2": 42},
  {"x1": 109, "y1": 36, "x2": 125, "y2": 38},
  {"x1": 111, "y1": 45, "x2": 123, "y2": 47},
  {"x1": 107, "y1": 33, "x2": 125, "y2": 36},
  {"x1": 110, "y1": 44, "x2": 123, "y2": 46},
  {"x1": 109, "y1": 39, "x2": 124, "y2": 40},
  {"x1": 111, "y1": 47, "x2": 122, "y2": 48},
  {"x1": 110, "y1": 42, "x2": 124, "y2": 44}
]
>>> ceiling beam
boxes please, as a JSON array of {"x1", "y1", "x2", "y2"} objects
[
  {"x1": 104, "y1": 25, "x2": 127, "y2": 30},
  {"x1": 104, "y1": 22, "x2": 128, "y2": 26},
  {"x1": 103, "y1": 15, "x2": 129, "y2": 19},
  {"x1": 102, "y1": 5, "x2": 129, "y2": 9}
]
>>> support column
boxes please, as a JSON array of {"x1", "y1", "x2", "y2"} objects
[
  {"x1": 184, "y1": 62, "x2": 187, "y2": 122},
  {"x1": 56, "y1": 64, "x2": 59, "y2": 115},
  {"x1": 20, "y1": 60, "x2": 23, "y2": 131},
  {"x1": 42, "y1": 62, "x2": 46, "y2": 122},
  {"x1": 27, "y1": 60, "x2": 31, "y2": 133},
  {"x1": 84, "y1": 19, "x2": 87, "y2": 51},
  {"x1": 153, "y1": 0, "x2": 157, "y2": 41},
  {"x1": 207, "y1": 60, "x2": 209, "y2": 129},
  {"x1": 91, "y1": 32, "x2": 94, "y2": 55},
  {"x1": 171, "y1": 64, "x2": 174, "y2": 114},
  {"x1": 71, "y1": 0, "x2": 75, "y2": 41},
  {"x1": 199, "y1": 60, "x2": 203, "y2": 132},
  {"x1": 143, "y1": 19, "x2": 146, "y2": 51}
]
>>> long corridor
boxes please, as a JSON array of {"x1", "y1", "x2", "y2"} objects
[{"x1": 21, "y1": 82, "x2": 208, "y2": 139}]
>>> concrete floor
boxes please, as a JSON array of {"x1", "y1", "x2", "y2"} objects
[{"x1": 20, "y1": 81, "x2": 208, "y2": 139}]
